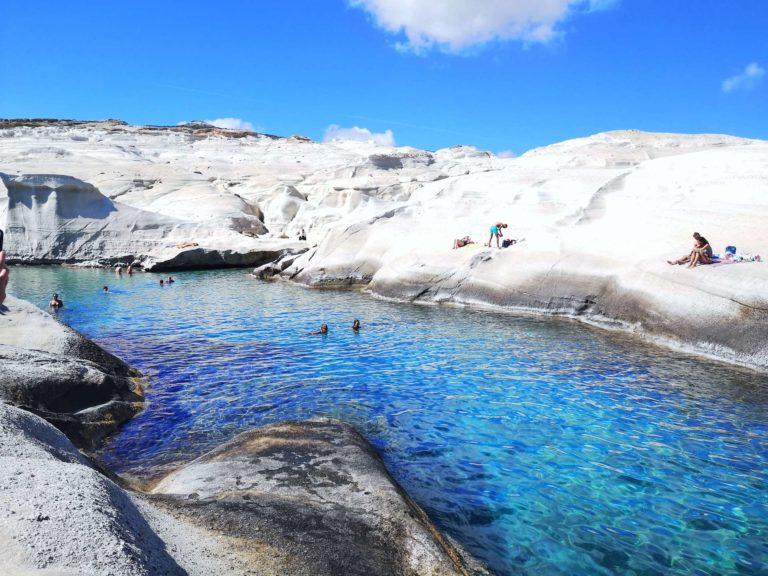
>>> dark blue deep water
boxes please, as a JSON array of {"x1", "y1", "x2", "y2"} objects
[{"x1": 9, "y1": 267, "x2": 768, "y2": 575}]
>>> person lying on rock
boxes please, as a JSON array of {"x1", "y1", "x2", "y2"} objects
[
  {"x1": 49, "y1": 293, "x2": 64, "y2": 308},
  {"x1": 0, "y1": 250, "x2": 8, "y2": 306},
  {"x1": 309, "y1": 323, "x2": 329, "y2": 335},
  {"x1": 351, "y1": 319, "x2": 361, "y2": 332},
  {"x1": 453, "y1": 236, "x2": 474, "y2": 249},
  {"x1": 667, "y1": 232, "x2": 713, "y2": 268},
  {"x1": 487, "y1": 223, "x2": 508, "y2": 248}
]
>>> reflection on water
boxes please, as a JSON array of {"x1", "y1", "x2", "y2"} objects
[{"x1": 9, "y1": 267, "x2": 768, "y2": 575}]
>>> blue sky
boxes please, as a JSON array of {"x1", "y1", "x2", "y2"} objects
[{"x1": 1, "y1": 1, "x2": 766, "y2": 154}]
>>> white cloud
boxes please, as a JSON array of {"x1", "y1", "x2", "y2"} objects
[
  {"x1": 323, "y1": 124, "x2": 396, "y2": 146},
  {"x1": 349, "y1": 0, "x2": 616, "y2": 52},
  {"x1": 497, "y1": 150, "x2": 516, "y2": 158},
  {"x1": 205, "y1": 117, "x2": 257, "y2": 131},
  {"x1": 722, "y1": 62, "x2": 765, "y2": 93}
]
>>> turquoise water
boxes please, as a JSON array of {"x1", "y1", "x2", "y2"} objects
[{"x1": 9, "y1": 267, "x2": 768, "y2": 575}]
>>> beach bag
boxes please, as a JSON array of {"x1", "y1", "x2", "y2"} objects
[{"x1": 725, "y1": 245, "x2": 737, "y2": 254}]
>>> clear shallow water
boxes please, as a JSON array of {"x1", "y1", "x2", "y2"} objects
[{"x1": 9, "y1": 267, "x2": 768, "y2": 575}]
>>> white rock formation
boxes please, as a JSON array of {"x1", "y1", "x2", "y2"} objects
[
  {"x1": 0, "y1": 120, "x2": 496, "y2": 268},
  {"x1": 2, "y1": 120, "x2": 767, "y2": 368}
]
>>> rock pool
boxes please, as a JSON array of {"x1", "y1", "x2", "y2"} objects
[{"x1": 10, "y1": 267, "x2": 768, "y2": 575}]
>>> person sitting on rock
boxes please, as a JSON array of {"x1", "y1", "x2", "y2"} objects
[
  {"x1": 351, "y1": 319, "x2": 361, "y2": 332},
  {"x1": 49, "y1": 293, "x2": 64, "y2": 308},
  {"x1": 453, "y1": 236, "x2": 474, "y2": 249},
  {"x1": 667, "y1": 232, "x2": 713, "y2": 268},
  {"x1": 298, "y1": 228, "x2": 307, "y2": 241},
  {"x1": 309, "y1": 324, "x2": 328, "y2": 335},
  {"x1": 487, "y1": 223, "x2": 508, "y2": 248}
]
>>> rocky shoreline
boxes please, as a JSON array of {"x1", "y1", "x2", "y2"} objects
[
  {"x1": 2, "y1": 121, "x2": 767, "y2": 371},
  {"x1": 0, "y1": 295, "x2": 486, "y2": 575}
]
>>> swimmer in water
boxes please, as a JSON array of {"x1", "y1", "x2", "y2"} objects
[
  {"x1": 49, "y1": 293, "x2": 64, "y2": 308},
  {"x1": 167, "y1": 276, "x2": 175, "y2": 284},
  {"x1": 351, "y1": 319, "x2": 360, "y2": 332},
  {"x1": 160, "y1": 279, "x2": 164, "y2": 286},
  {"x1": 309, "y1": 324, "x2": 328, "y2": 335},
  {"x1": 103, "y1": 286, "x2": 109, "y2": 293}
]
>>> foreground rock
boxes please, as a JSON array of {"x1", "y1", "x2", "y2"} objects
[
  {"x1": 0, "y1": 295, "x2": 143, "y2": 445},
  {"x1": 0, "y1": 402, "x2": 185, "y2": 575},
  {"x1": 151, "y1": 419, "x2": 482, "y2": 576}
]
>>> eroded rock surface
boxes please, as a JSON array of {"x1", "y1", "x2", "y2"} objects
[
  {"x1": 0, "y1": 402, "x2": 185, "y2": 576},
  {"x1": 0, "y1": 295, "x2": 143, "y2": 444},
  {"x1": 151, "y1": 419, "x2": 485, "y2": 576}
]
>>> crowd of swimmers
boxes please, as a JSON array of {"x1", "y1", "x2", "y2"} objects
[{"x1": 47, "y1": 265, "x2": 177, "y2": 309}]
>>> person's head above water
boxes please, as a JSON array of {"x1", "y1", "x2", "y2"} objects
[
  {"x1": 352, "y1": 319, "x2": 360, "y2": 331},
  {"x1": 160, "y1": 279, "x2": 164, "y2": 285},
  {"x1": 102, "y1": 286, "x2": 109, "y2": 292},
  {"x1": 320, "y1": 324, "x2": 328, "y2": 334}
]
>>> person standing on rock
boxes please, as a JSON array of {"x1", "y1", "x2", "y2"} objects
[{"x1": 488, "y1": 223, "x2": 508, "y2": 248}]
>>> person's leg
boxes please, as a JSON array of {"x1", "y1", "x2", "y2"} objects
[
  {"x1": 0, "y1": 251, "x2": 8, "y2": 306},
  {"x1": 688, "y1": 251, "x2": 700, "y2": 268},
  {"x1": 495, "y1": 234, "x2": 500, "y2": 248},
  {"x1": 488, "y1": 233, "x2": 493, "y2": 247}
]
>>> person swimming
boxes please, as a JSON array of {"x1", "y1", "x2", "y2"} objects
[
  {"x1": 309, "y1": 324, "x2": 328, "y2": 335},
  {"x1": 351, "y1": 319, "x2": 360, "y2": 332},
  {"x1": 49, "y1": 293, "x2": 63, "y2": 308},
  {"x1": 167, "y1": 276, "x2": 175, "y2": 284},
  {"x1": 160, "y1": 279, "x2": 165, "y2": 286},
  {"x1": 102, "y1": 286, "x2": 109, "y2": 293}
]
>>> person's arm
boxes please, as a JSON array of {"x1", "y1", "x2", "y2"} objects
[{"x1": 0, "y1": 251, "x2": 8, "y2": 306}]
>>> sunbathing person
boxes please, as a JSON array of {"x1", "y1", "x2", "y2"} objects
[
  {"x1": 668, "y1": 232, "x2": 713, "y2": 267},
  {"x1": 453, "y1": 236, "x2": 475, "y2": 249}
]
